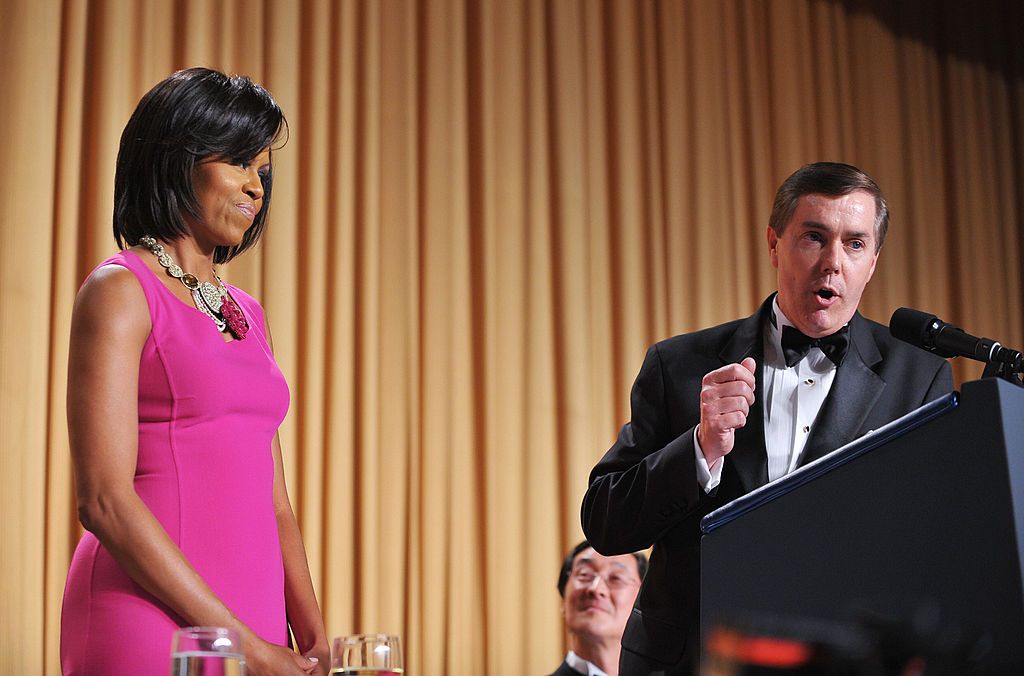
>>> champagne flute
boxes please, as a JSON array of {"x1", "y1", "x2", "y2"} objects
[
  {"x1": 330, "y1": 633, "x2": 403, "y2": 675},
  {"x1": 170, "y1": 626, "x2": 246, "y2": 675}
]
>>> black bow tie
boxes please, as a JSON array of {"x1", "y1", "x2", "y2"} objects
[{"x1": 781, "y1": 324, "x2": 850, "y2": 367}]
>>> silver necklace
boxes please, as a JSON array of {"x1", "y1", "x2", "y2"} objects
[{"x1": 139, "y1": 236, "x2": 230, "y2": 333}]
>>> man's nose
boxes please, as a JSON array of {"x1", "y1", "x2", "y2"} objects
[
  {"x1": 820, "y1": 241, "x2": 841, "y2": 273},
  {"x1": 585, "y1": 574, "x2": 609, "y2": 594}
]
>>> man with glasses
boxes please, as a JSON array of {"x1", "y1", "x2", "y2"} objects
[{"x1": 552, "y1": 541, "x2": 648, "y2": 676}]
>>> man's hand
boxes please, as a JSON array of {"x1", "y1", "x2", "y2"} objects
[{"x1": 697, "y1": 357, "x2": 756, "y2": 467}]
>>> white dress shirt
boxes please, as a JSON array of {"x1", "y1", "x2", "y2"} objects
[
  {"x1": 564, "y1": 650, "x2": 608, "y2": 676},
  {"x1": 695, "y1": 298, "x2": 840, "y2": 490}
]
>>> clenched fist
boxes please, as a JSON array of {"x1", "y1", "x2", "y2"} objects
[{"x1": 697, "y1": 357, "x2": 756, "y2": 466}]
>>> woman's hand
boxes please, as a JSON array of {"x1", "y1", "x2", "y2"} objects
[
  {"x1": 245, "y1": 636, "x2": 320, "y2": 675},
  {"x1": 302, "y1": 640, "x2": 331, "y2": 676}
]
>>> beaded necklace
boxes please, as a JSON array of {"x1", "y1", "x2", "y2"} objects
[{"x1": 139, "y1": 236, "x2": 249, "y2": 340}]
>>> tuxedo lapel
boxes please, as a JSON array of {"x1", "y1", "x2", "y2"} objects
[
  {"x1": 798, "y1": 313, "x2": 886, "y2": 465},
  {"x1": 720, "y1": 297, "x2": 773, "y2": 493}
]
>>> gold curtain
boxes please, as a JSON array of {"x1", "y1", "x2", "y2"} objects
[{"x1": 1, "y1": 0, "x2": 1021, "y2": 673}]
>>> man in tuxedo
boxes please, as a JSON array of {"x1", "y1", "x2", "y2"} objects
[
  {"x1": 581, "y1": 162, "x2": 953, "y2": 675},
  {"x1": 551, "y1": 541, "x2": 648, "y2": 676}
]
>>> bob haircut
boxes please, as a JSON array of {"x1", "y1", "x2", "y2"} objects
[
  {"x1": 768, "y1": 161, "x2": 889, "y2": 252},
  {"x1": 113, "y1": 67, "x2": 287, "y2": 264}
]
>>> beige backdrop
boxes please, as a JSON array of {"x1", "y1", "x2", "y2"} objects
[{"x1": 1, "y1": 0, "x2": 1022, "y2": 673}]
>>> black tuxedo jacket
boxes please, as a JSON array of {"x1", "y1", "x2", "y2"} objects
[
  {"x1": 548, "y1": 659, "x2": 578, "y2": 676},
  {"x1": 581, "y1": 296, "x2": 953, "y2": 673}
]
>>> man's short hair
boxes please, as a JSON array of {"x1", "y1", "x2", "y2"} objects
[
  {"x1": 557, "y1": 540, "x2": 648, "y2": 597},
  {"x1": 768, "y1": 162, "x2": 889, "y2": 251}
]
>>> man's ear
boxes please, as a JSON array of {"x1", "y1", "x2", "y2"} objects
[{"x1": 767, "y1": 225, "x2": 780, "y2": 268}]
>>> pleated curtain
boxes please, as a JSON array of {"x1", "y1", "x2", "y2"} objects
[{"x1": 1, "y1": 0, "x2": 1021, "y2": 673}]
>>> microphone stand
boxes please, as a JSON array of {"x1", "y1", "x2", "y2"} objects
[{"x1": 982, "y1": 357, "x2": 1024, "y2": 388}]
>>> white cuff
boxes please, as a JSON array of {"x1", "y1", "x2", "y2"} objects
[{"x1": 694, "y1": 426, "x2": 723, "y2": 492}]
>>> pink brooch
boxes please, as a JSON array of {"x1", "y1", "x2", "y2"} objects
[{"x1": 220, "y1": 296, "x2": 250, "y2": 340}]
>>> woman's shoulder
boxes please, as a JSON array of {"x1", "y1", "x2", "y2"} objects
[
  {"x1": 74, "y1": 255, "x2": 151, "y2": 337},
  {"x1": 81, "y1": 255, "x2": 143, "y2": 297},
  {"x1": 81, "y1": 250, "x2": 147, "y2": 288}
]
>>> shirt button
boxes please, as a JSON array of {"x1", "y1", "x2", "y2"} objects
[
  {"x1": 804, "y1": 378, "x2": 815, "y2": 385},
  {"x1": 802, "y1": 425, "x2": 810, "y2": 433}
]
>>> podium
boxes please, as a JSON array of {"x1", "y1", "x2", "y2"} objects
[{"x1": 700, "y1": 377, "x2": 1024, "y2": 668}]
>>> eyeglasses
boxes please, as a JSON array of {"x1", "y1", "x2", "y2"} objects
[{"x1": 569, "y1": 566, "x2": 639, "y2": 591}]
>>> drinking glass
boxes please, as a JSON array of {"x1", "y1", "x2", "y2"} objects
[
  {"x1": 170, "y1": 626, "x2": 246, "y2": 676},
  {"x1": 331, "y1": 633, "x2": 403, "y2": 675}
]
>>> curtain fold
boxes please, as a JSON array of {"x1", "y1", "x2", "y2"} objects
[{"x1": 1, "y1": 1, "x2": 1021, "y2": 673}]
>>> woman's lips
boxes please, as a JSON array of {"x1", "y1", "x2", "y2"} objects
[{"x1": 236, "y1": 202, "x2": 257, "y2": 220}]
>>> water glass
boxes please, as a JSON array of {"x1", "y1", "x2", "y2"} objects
[
  {"x1": 331, "y1": 633, "x2": 403, "y2": 674},
  {"x1": 171, "y1": 626, "x2": 246, "y2": 676}
]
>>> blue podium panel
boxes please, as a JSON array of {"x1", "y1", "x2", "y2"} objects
[{"x1": 700, "y1": 378, "x2": 1024, "y2": 668}]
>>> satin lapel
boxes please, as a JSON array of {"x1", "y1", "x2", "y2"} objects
[
  {"x1": 720, "y1": 297, "x2": 773, "y2": 493},
  {"x1": 798, "y1": 313, "x2": 886, "y2": 465}
]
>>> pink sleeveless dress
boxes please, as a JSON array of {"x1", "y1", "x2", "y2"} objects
[{"x1": 60, "y1": 250, "x2": 290, "y2": 674}]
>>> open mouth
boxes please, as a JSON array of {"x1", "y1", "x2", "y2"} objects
[{"x1": 816, "y1": 289, "x2": 836, "y2": 300}]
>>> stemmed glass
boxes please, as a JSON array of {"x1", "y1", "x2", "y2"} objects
[
  {"x1": 170, "y1": 626, "x2": 246, "y2": 675},
  {"x1": 330, "y1": 633, "x2": 403, "y2": 675}
]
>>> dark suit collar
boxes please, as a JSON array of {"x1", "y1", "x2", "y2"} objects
[
  {"x1": 719, "y1": 295, "x2": 773, "y2": 364},
  {"x1": 797, "y1": 311, "x2": 887, "y2": 465},
  {"x1": 548, "y1": 657, "x2": 579, "y2": 676},
  {"x1": 720, "y1": 295, "x2": 775, "y2": 493}
]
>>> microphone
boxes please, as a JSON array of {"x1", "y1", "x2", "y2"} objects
[{"x1": 890, "y1": 307, "x2": 1023, "y2": 369}]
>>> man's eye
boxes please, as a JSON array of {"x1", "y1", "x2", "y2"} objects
[{"x1": 848, "y1": 240, "x2": 865, "y2": 250}]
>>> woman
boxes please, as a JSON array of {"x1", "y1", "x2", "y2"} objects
[{"x1": 61, "y1": 68, "x2": 329, "y2": 674}]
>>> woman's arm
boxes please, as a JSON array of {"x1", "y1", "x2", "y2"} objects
[
  {"x1": 68, "y1": 265, "x2": 314, "y2": 675},
  {"x1": 262, "y1": 316, "x2": 330, "y2": 673},
  {"x1": 272, "y1": 436, "x2": 330, "y2": 673}
]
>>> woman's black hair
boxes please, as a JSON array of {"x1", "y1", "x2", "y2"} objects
[{"x1": 113, "y1": 67, "x2": 287, "y2": 264}]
